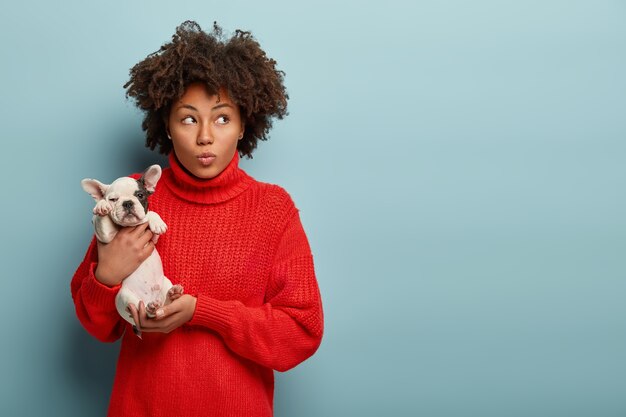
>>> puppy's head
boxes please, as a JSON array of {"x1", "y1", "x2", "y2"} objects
[{"x1": 81, "y1": 165, "x2": 162, "y2": 227}]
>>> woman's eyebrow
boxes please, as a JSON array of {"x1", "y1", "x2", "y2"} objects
[
  {"x1": 212, "y1": 103, "x2": 234, "y2": 111},
  {"x1": 177, "y1": 104, "x2": 198, "y2": 112},
  {"x1": 175, "y1": 103, "x2": 233, "y2": 111}
]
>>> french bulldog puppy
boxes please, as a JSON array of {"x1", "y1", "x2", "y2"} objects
[{"x1": 81, "y1": 165, "x2": 183, "y2": 337}]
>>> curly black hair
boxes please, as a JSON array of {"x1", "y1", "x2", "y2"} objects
[{"x1": 124, "y1": 20, "x2": 288, "y2": 158}]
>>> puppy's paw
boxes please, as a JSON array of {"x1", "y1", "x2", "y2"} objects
[
  {"x1": 168, "y1": 284, "x2": 184, "y2": 301},
  {"x1": 149, "y1": 217, "x2": 167, "y2": 235},
  {"x1": 145, "y1": 300, "x2": 162, "y2": 318},
  {"x1": 93, "y1": 200, "x2": 113, "y2": 216}
]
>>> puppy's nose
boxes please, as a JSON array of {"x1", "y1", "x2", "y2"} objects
[{"x1": 122, "y1": 200, "x2": 134, "y2": 210}]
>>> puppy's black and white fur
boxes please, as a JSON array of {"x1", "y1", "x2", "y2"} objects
[{"x1": 81, "y1": 165, "x2": 183, "y2": 335}]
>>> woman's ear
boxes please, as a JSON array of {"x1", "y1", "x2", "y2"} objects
[
  {"x1": 238, "y1": 123, "x2": 245, "y2": 140},
  {"x1": 163, "y1": 109, "x2": 172, "y2": 140}
]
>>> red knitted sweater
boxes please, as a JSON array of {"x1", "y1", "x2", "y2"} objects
[{"x1": 71, "y1": 152, "x2": 323, "y2": 417}]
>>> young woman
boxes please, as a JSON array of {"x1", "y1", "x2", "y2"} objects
[{"x1": 71, "y1": 21, "x2": 323, "y2": 417}]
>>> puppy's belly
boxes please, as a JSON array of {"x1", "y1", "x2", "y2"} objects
[{"x1": 122, "y1": 250, "x2": 165, "y2": 297}]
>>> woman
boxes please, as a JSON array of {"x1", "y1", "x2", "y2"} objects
[{"x1": 71, "y1": 20, "x2": 323, "y2": 417}]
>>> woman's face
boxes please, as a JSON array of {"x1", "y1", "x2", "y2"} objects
[{"x1": 167, "y1": 82, "x2": 244, "y2": 179}]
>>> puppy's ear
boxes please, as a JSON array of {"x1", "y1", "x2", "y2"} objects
[
  {"x1": 81, "y1": 179, "x2": 109, "y2": 201},
  {"x1": 141, "y1": 165, "x2": 162, "y2": 193}
]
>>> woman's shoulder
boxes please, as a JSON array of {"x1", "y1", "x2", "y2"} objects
[{"x1": 248, "y1": 178, "x2": 298, "y2": 211}]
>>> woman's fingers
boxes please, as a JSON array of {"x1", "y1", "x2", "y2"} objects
[
  {"x1": 133, "y1": 223, "x2": 156, "y2": 256},
  {"x1": 127, "y1": 303, "x2": 143, "y2": 338},
  {"x1": 131, "y1": 222, "x2": 151, "y2": 238},
  {"x1": 126, "y1": 297, "x2": 194, "y2": 335}
]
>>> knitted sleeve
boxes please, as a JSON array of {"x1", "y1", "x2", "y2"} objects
[
  {"x1": 188, "y1": 204, "x2": 324, "y2": 372},
  {"x1": 70, "y1": 238, "x2": 126, "y2": 342}
]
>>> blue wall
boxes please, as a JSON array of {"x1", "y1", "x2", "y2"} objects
[{"x1": 1, "y1": 1, "x2": 625, "y2": 416}]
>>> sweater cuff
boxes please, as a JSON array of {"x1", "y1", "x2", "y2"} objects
[
  {"x1": 189, "y1": 294, "x2": 235, "y2": 334},
  {"x1": 82, "y1": 262, "x2": 121, "y2": 308}
]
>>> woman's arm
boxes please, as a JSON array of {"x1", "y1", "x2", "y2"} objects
[
  {"x1": 187, "y1": 208, "x2": 324, "y2": 372},
  {"x1": 70, "y1": 224, "x2": 156, "y2": 342},
  {"x1": 70, "y1": 238, "x2": 126, "y2": 342}
]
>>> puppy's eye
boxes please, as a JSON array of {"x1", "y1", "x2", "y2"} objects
[
  {"x1": 108, "y1": 198, "x2": 118, "y2": 202},
  {"x1": 136, "y1": 193, "x2": 145, "y2": 199}
]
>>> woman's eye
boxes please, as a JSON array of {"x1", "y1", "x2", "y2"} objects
[
  {"x1": 182, "y1": 116, "x2": 196, "y2": 124},
  {"x1": 216, "y1": 115, "x2": 229, "y2": 125}
]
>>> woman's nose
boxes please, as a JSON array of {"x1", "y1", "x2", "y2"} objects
[{"x1": 197, "y1": 123, "x2": 213, "y2": 145}]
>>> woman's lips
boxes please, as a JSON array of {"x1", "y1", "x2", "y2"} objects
[{"x1": 197, "y1": 152, "x2": 216, "y2": 166}]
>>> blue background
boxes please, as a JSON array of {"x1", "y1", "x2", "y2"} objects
[{"x1": 1, "y1": 1, "x2": 625, "y2": 416}]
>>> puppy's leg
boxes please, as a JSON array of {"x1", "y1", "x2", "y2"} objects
[
  {"x1": 145, "y1": 300, "x2": 162, "y2": 318},
  {"x1": 145, "y1": 211, "x2": 167, "y2": 235},
  {"x1": 161, "y1": 277, "x2": 184, "y2": 305},
  {"x1": 115, "y1": 289, "x2": 144, "y2": 338},
  {"x1": 93, "y1": 215, "x2": 119, "y2": 243},
  {"x1": 168, "y1": 284, "x2": 184, "y2": 301},
  {"x1": 93, "y1": 200, "x2": 113, "y2": 216},
  {"x1": 145, "y1": 283, "x2": 163, "y2": 317},
  {"x1": 115, "y1": 289, "x2": 142, "y2": 325}
]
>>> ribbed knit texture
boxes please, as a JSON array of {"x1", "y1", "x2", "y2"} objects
[{"x1": 70, "y1": 152, "x2": 323, "y2": 417}]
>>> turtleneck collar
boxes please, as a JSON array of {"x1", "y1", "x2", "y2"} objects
[{"x1": 161, "y1": 151, "x2": 254, "y2": 204}]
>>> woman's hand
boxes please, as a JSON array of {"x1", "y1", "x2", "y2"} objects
[
  {"x1": 128, "y1": 294, "x2": 197, "y2": 334},
  {"x1": 95, "y1": 223, "x2": 155, "y2": 287}
]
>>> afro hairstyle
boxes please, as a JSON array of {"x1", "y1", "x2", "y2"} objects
[{"x1": 124, "y1": 20, "x2": 288, "y2": 158}]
